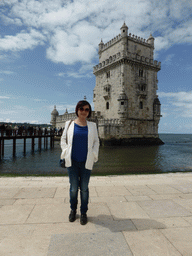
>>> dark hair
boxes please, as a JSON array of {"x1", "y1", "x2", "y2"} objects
[{"x1": 75, "y1": 100, "x2": 92, "y2": 118}]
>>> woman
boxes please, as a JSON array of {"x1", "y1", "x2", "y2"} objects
[{"x1": 60, "y1": 100, "x2": 100, "y2": 225}]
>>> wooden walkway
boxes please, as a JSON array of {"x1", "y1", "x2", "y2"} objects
[{"x1": 0, "y1": 130, "x2": 55, "y2": 159}]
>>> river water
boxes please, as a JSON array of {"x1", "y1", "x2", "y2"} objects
[{"x1": 0, "y1": 134, "x2": 192, "y2": 176}]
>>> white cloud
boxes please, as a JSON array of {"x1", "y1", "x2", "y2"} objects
[
  {"x1": 0, "y1": 96, "x2": 10, "y2": 99},
  {"x1": 1, "y1": 15, "x2": 23, "y2": 26},
  {"x1": 164, "y1": 54, "x2": 175, "y2": 65},
  {"x1": 0, "y1": 0, "x2": 192, "y2": 65},
  {"x1": 159, "y1": 91, "x2": 192, "y2": 118},
  {"x1": 46, "y1": 27, "x2": 97, "y2": 64},
  {"x1": 0, "y1": 29, "x2": 46, "y2": 51},
  {"x1": 57, "y1": 68, "x2": 92, "y2": 79},
  {"x1": 0, "y1": 70, "x2": 15, "y2": 75}
]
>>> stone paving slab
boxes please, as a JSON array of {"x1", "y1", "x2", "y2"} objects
[
  {"x1": 173, "y1": 198, "x2": 192, "y2": 211},
  {"x1": 107, "y1": 202, "x2": 150, "y2": 219},
  {"x1": 26, "y1": 204, "x2": 68, "y2": 224},
  {"x1": 0, "y1": 205, "x2": 34, "y2": 224},
  {"x1": 147, "y1": 184, "x2": 181, "y2": 194},
  {"x1": 125, "y1": 185, "x2": 158, "y2": 196},
  {"x1": 0, "y1": 224, "x2": 35, "y2": 239},
  {"x1": 0, "y1": 199, "x2": 16, "y2": 206},
  {"x1": 47, "y1": 232, "x2": 133, "y2": 256},
  {"x1": 0, "y1": 173, "x2": 192, "y2": 255},
  {"x1": 14, "y1": 187, "x2": 56, "y2": 199},
  {"x1": 14, "y1": 197, "x2": 65, "y2": 205},
  {"x1": 161, "y1": 227, "x2": 192, "y2": 256},
  {"x1": 90, "y1": 195, "x2": 127, "y2": 203},
  {"x1": 95, "y1": 186, "x2": 132, "y2": 197},
  {"x1": 0, "y1": 235, "x2": 50, "y2": 256},
  {"x1": 137, "y1": 200, "x2": 192, "y2": 218},
  {"x1": 32, "y1": 222, "x2": 97, "y2": 236},
  {"x1": 123, "y1": 229, "x2": 182, "y2": 256},
  {"x1": 0, "y1": 188, "x2": 20, "y2": 198}
]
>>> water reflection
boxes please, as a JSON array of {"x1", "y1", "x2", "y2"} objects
[
  {"x1": 0, "y1": 134, "x2": 192, "y2": 176},
  {"x1": 93, "y1": 145, "x2": 163, "y2": 175}
]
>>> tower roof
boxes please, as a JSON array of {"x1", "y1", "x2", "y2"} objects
[
  {"x1": 51, "y1": 105, "x2": 59, "y2": 115},
  {"x1": 148, "y1": 33, "x2": 154, "y2": 40},
  {"x1": 154, "y1": 97, "x2": 161, "y2": 105},
  {"x1": 120, "y1": 21, "x2": 128, "y2": 30},
  {"x1": 118, "y1": 89, "x2": 128, "y2": 101},
  {"x1": 99, "y1": 39, "x2": 104, "y2": 45}
]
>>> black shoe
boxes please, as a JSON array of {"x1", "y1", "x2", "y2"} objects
[
  {"x1": 69, "y1": 210, "x2": 76, "y2": 222},
  {"x1": 80, "y1": 214, "x2": 87, "y2": 225}
]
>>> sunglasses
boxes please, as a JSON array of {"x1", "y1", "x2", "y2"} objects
[{"x1": 79, "y1": 107, "x2": 90, "y2": 112}]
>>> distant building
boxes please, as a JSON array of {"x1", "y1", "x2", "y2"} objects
[{"x1": 51, "y1": 22, "x2": 163, "y2": 145}]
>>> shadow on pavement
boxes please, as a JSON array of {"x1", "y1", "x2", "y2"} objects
[{"x1": 89, "y1": 215, "x2": 166, "y2": 232}]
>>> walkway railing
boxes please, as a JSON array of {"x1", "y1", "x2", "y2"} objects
[{"x1": 0, "y1": 129, "x2": 57, "y2": 159}]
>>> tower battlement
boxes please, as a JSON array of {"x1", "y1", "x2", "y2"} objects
[
  {"x1": 93, "y1": 50, "x2": 161, "y2": 74},
  {"x1": 100, "y1": 32, "x2": 153, "y2": 53}
]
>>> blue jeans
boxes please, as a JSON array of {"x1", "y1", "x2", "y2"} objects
[{"x1": 67, "y1": 160, "x2": 91, "y2": 214}]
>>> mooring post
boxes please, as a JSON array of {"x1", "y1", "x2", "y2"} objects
[
  {"x1": 23, "y1": 138, "x2": 26, "y2": 155},
  {"x1": 50, "y1": 136, "x2": 52, "y2": 148},
  {"x1": 13, "y1": 138, "x2": 16, "y2": 157},
  {"x1": 32, "y1": 137, "x2": 35, "y2": 152},
  {"x1": 52, "y1": 136, "x2": 54, "y2": 148},
  {"x1": 38, "y1": 137, "x2": 41, "y2": 151},
  {"x1": 1, "y1": 138, "x2": 4, "y2": 156},
  {"x1": 0, "y1": 138, "x2": 1, "y2": 160}
]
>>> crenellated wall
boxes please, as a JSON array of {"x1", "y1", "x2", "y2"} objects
[
  {"x1": 93, "y1": 50, "x2": 161, "y2": 74},
  {"x1": 100, "y1": 33, "x2": 152, "y2": 52}
]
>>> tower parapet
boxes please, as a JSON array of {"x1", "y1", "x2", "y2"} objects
[
  {"x1": 93, "y1": 50, "x2": 161, "y2": 74},
  {"x1": 98, "y1": 30, "x2": 154, "y2": 55}
]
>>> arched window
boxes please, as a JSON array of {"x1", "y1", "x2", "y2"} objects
[
  {"x1": 139, "y1": 101, "x2": 143, "y2": 109},
  {"x1": 106, "y1": 71, "x2": 110, "y2": 78},
  {"x1": 139, "y1": 69, "x2": 143, "y2": 77},
  {"x1": 141, "y1": 85, "x2": 146, "y2": 91},
  {"x1": 106, "y1": 102, "x2": 109, "y2": 110}
]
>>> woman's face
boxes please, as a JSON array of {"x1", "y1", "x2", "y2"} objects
[{"x1": 77, "y1": 105, "x2": 90, "y2": 119}]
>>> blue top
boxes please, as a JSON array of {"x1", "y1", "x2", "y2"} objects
[{"x1": 72, "y1": 123, "x2": 88, "y2": 162}]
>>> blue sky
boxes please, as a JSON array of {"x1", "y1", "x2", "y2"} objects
[{"x1": 0, "y1": 0, "x2": 192, "y2": 134}]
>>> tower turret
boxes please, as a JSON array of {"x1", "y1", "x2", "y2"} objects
[
  {"x1": 118, "y1": 89, "x2": 128, "y2": 120},
  {"x1": 98, "y1": 39, "x2": 104, "y2": 59},
  {"x1": 120, "y1": 22, "x2": 128, "y2": 37},
  {"x1": 120, "y1": 22, "x2": 128, "y2": 52},
  {"x1": 51, "y1": 105, "x2": 59, "y2": 127},
  {"x1": 153, "y1": 97, "x2": 161, "y2": 119},
  {"x1": 147, "y1": 34, "x2": 154, "y2": 47},
  {"x1": 147, "y1": 34, "x2": 155, "y2": 59}
]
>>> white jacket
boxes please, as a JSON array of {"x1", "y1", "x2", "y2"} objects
[{"x1": 60, "y1": 120, "x2": 100, "y2": 170}]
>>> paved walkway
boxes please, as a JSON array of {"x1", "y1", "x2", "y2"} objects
[{"x1": 0, "y1": 173, "x2": 192, "y2": 255}]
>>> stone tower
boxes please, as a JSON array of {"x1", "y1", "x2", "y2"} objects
[{"x1": 93, "y1": 22, "x2": 163, "y2": 144}]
